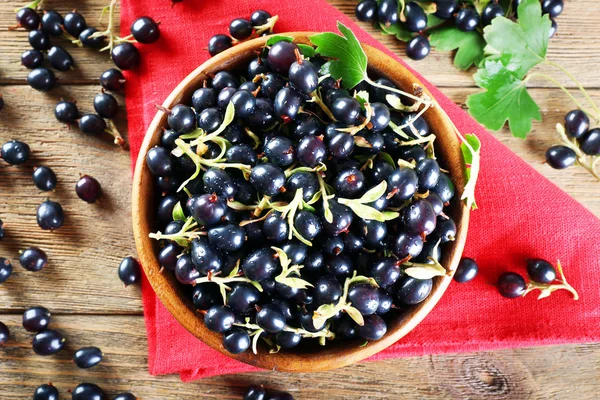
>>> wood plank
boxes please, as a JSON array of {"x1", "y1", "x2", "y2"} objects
[
  {"x1": 0, "y1": 0, "x2": 599, "y2": 88},
  {"x1": 0, "y1": 314, "x2": 598, "y2": 399},
  {"x1": 0, "y1": 84, "x2": 140, "y2": 313},
  {"x1": 0, "y1": 84, "x2": 598, "y2": 314}
]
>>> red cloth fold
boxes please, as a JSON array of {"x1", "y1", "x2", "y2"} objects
[{"x1": 121, "y1": 0, "x2": 600, "y2": 381}]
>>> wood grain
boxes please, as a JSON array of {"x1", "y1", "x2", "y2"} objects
[
  {"x1": 0, "y1": 314, "x2": 599, "y2": 400},
  {"x1": 0, "y1": 0, "x2": 599, "y2": 398}
]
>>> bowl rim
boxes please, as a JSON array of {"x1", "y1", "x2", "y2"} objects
[{"x1": 132, "y1": 32, "x2": 470, "y2": 373}]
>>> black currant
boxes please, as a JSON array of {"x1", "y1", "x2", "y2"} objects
[
  {"x1": 100, "y1": 68, "x2": 126, "y2": 91},
  {"x1": 208, "y1": 35, "x2": 233, "y2": 57},
  {"x1": 70, "y1": 383, "x2": 105, "y2": 400},
  {"x1": 54, "y1": 100, "x2": 79, "y2": 124},
  {"x1": 76, "y1": 175, "x2": 102, "y2": 203},
  {"x1": 355, "y1": 0, "x2": 378, "y2": 22},
  {"x1": 131, "y1": 16, "x2": 160, "y2": 44},
  {"x1": 33, "y1": 383, "x2": 59, "y2": 400},
  {"x1": 406, "y1": 35, "x2": 430, "y2": 61},
  {"x1": 454, "y1": 257, "x2": 478, "y2": 283},
  {"x1": 230, "y1": 18, "x2": 253, "y2": 40},
  {"x1": 27, "y1": 68, "x2": 57, "y2": 92},
  {"x1": 118, "y1": 256, "x2": 141, "y2": 286},
  {"x1": 48, "y1": 46, "x2": 74, "y2": 71},
  {"x1": 111, "y1": 43, "x2": 140, "y2": 70},
  {"x1": 223, "y1": 327, "x2": 251, "y2": 354},
  {"x1": 497, "y1": 272, "x2": 526, "y2": 298},
  {"x1": 21, "y1": 49, "x2": 44, "y2": 69},
  {"x1": 93, "y1": 92, "x2": 119, "y2": 119},
  {"x1": 32, "y1": 329, "x2": 66, "y2": 355},
  {"x1": 73, "y1": 346, "x2": 103, "y2": 369},
  {"x1": 526, "y1": 258, "x2": 556, "y2": 284},
  {"x1": 545, "y1": 145, "x2": 576, "y2": 169}
]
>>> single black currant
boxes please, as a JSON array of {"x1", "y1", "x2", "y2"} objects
[
  {"x1": 204, "y1": 305, "x2": 235, "y2": 333},
  {"x1": 33, "y1": 383, "x2": 59, "y2": 400},
  {"x1": 111, "y1": 43, "x2": 140, "y2": 70},
  {"x1": 32, "y1": 329, "x2": 66, "y2": 355},
  {"x1": 118, "y1": 256, "x2": 142, "y2": 286},
  {"x1": 63, "y1": 11, "x2": 87, "y2": 37},
  {"x1": 70, "y1": 383, "x2": 105, "y2": 400},
  {"x1": 55, "y1": 100, "x2": 79, "y2": 124},
  {"x1": 48, "y1": 46, "x2": 74, "y2": 71},
  {"x1": 21, "y1": 49, "x2": 44, "y2": 69},
  {"x1": 93, "y1": 92, "x2": 119, "y2": 119},
  {"x1": 27, "y1": 68, "x2": 56, "y2": 92},
  {"x1": 497, "y1": 272, "x2": 526, "y2": 298},
  {"x1": 579, "y1": 128, "x2": 600, "y2": 155},
  {"x1": 78, "y1": 114, "x2": 107, "y2": 135},
  {"x1": 29, "y1": 30, "x2": 51, "y2": 51},
  {"x1": 406, "y1": 35, "x2": 430, "y2": 61},
  {"x1": 131, "y1": 16, "x2": 160, "y2": 44},
  {"x1": 356, "y1": 0, "x2": 378, "y2": 22},
  {"x1": 23, "y1": 306, "x2": 51, "y2": 332},
  {"x1": 230, "y1": 18, "x2": 253, "y2": 40},
  {"x1": 32, "y1": 166, "x2": 56, "y2": 191},
  {"x1": 73, "y1": 346, "x2": 103, "y2": 369},
  {"x1": 454, "y1": 257, "x2": 478, "y2": 283},
  {"x1": 223, "y1": 327, "x2": 251, "y2": 354},
  {"x1": 456, "y1": 7, "x2": 480, "y2": 32},
  {"x1": 16, "y1": 7, "x2": 40, "y2": 31},
  {"x1": 526, "y1": 258, "x2": 556, "y2": 284},
  {"x1": 75, "y1": 175, "x2": 102, "y2": 203},
  {"x1": 100, "y1": 68, "x2": 126, "y2": 91}
]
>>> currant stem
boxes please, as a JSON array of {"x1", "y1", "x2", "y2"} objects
[
  {"x1": 364, "y1": 77, "x2": 431, "y2": 109},
  {"x1": 545, "y1": 60, "x2": 600, "y2": 123},
  {"x1": 528, "y1": 72, "x2": 592, "y2": 119},
  {"x1": 105, "y1": 119, "x2": 126, "y2": 148},
  {"x1": 310, "y1": 90, "x2": 337, "y2": 121}
]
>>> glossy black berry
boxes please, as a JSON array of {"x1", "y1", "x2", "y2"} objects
[
  {"x1": 250, "y1": 163, "x2": 286, "y2": 196},
  {"x1": 434, "y1": 0, "x2": 458, "y2": 19},
  {"x1": 579, "y1": 128, "x2": 600, "y2": 155},
  {"x1": 332, "y1": 97, "x2": 362, "y2": 125},
  {"x1": 242, "y1": 248, "x2": 279, "y2": 282},
  {"x1": 223, "y1": 327, "x2": 251, "y2": 354},
  {"x1": 78, "y1": 114, "x2": 107, "y2": 135},
  {"x1": 75, "y1": 175, "x2": 102, "y2": 203},
  {"x1": 274, "y1": 87, "x2": 304, "y2": 121},
  {"x1": 27, "y1": 68, "x2": 56, "y2": 92},
  {"x1": 31, "y1": 166, "x2": 56, "y2": 192},
  {"x1": 204, "y1": 305, "x2": 235, "y2": 333},
  {"x1": 251, "y1": 10, "x2": 271, "y2": 26},
  {"x1": 73, "y1": 346, "x2": 103, "y2": 369},
  {"x1": 100, "y1": 68, "x2": 126, "y2": 91},
  {"x1": 256, "y1": 304, "x2": 286, "y2": 333},
  {"x1": 348, "y1": 283, "x2": 380, "y2": 315},
  {"x1": 23, "y1": 306, "x2": 51, "y2": 332},
  {"x1": 404, "y1": 2, "x2": 427, "y2": 32},
  {"x1": 314, "y1": 275, "x2": 343, "y2": 305},
  {"x1": 294, "y1": 210, "x2": 322, "y2": 240},
  {"x1": 454, "y1": 258, "x2": 478, "y2": 283},
  {"x1": 113, "y1": 393, "x2": 137, "y2": 400},
  {"x1": 208, "y1": 34, "x2": 233, "y2": 57},
  {"x1": 70, "y1": 383, "x2": 105, "y2": 400},
  {"x1": 1, "y1": 140, "x2": 30, "y2": 165},
  {"x1": 268, "y1": 41, "x2": 299, "y2": 75},
  {"x1": 497, "y1": 272, "x2": 527, "y2": 298},
  {"x1": 19, "y1": 247, "x2": 47, "y2": 272},
  {"x1": 0, "y1": 258, "x2": 12, "y2": 284},
  {"x1": 29, "y1": 30, "x2": 51, "y2": 51},
  {"x1": 541, "y1": 0, "x2": 564, "y2": 18},
  {"x1": 32, "y1": 329, "x2": 65, "y2": 355},
  {"x1": 297, "y1": 136, "x2": 326, "y2": 167},
  {"x1": 395, "y1": 276, "x2": 433, "y2": 304},
  {"x1": 93, "y1": 92, "x2": 119, "y2": 119},
  {"x1": 54, "y1": 100, "x2": 79, "y2": 124},
  {"x1": 118, "y1": 256, "x2": 142, "y2": 286},
  {"x1": 392, "y1": 230, "x2": 423, "y2": 260},
  {"x1": 432, "y1": 173, "x2": 455, "y2": 203},
  {"x1": 0, "y1": 321, "x2": 9, "y2": 345},
  {"x1": 387, "y1": 167, "x2": 418, "y2": 201},
  {"x1": 33, "y1": 383, "x2": 59, "y2": 400},
  {"x1": 356, "y1": 314, "x2": 387, "y2": 340},
  {"x1": 356, "y1": 0, "x2": 378, "y2": 22},
  {"x1": 378, "y1": 0, "x2": 399, "y2": 26},
  {"x1": 289, "y1": 60, "x2": 319, "y2": 95},
  {"x1": 48, "y1": 46, "x2": 74, "y2": 71},
  {"x1": 78, "y1": 27, "x2": 105, "y2": 48},
  {"x1": 545, "y1": 145, "x2": 576, "y2": 169},
  {"x1": 456, "y1": 7, "x2": 479, "y2": 32},
  {"x1": 111, "y1": 43, "x2": 140, "y2": 70},
  {"x1": 16, "y1": 7, "x2": 40, "y2": 31},
  {"x1": 230, "y1": 18, "x2": 253, "y2": 40},
  {"x1": 146, "y1": 146, "x2": 173, "y2": 176},
  {"x1": 526, "y1": 258, "x2": 556, "y2": 284},
  {"x1": 36, "y1": 200, "x2": 64, "y2": 230},
  {"x1": 244, "y1": 385, "x2": 266, "y2": 400},
  {"x1": 21, "y1": 49, "x2": 44, "y2": 69},
  {"x1": 63, "y1": 11, "x2": 87, "y2": 37},
  {"x1": 189, "y1": 193, "x2": 227, "y2": 226},
  {"x1": 175, "y1": 254, "x2": 199, "y2": 284},
  {"x1": 482, "y1": 3, "x2": 505, "y2": 26},
  {"x1": 131, "y1": 16, "x2": 160, "y2": 44}
]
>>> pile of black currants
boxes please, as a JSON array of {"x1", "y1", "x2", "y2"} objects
[
  {"x1": 208, "y1": 10, "x2": 278, "y2": 57},
  {"x1": 146, "y1": 33, "x2": 458, "y2": 355},
  {"x1": 545, "y1": 109, "x2": 600, "y2": 179},
  {"x1": 12, "y1": 1, "x2": 162, "y2": 148},
  {"x1": 354, "y1": 0, "x2": 564, "y2": 61}
]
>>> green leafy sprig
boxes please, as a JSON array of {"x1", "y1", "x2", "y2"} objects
[
  {"x1": 195, "y1": 262, "x2": 263, "y2": 305},
  {"x1": 149, "y1": 216, "x2": 201, "y2": 248},
  {"x1": 271, "y1": 247, "x2": 313, "y2": 289},
  {"x1": 337, "y1": 181, "x2": 399, "y2": 222}
]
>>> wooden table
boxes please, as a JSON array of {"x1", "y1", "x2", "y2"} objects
[{"x1": 0, "y1": 1, "x2": 598, "y2": 398}]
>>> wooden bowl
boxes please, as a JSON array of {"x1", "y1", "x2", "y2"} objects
[{"x1": 132, "y1": 32, "x2": 470, "y2": 372}]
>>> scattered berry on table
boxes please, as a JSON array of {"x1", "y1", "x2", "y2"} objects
[
  {"x1": 118, "y1": 256, "x2": 142, "y2": 286},
  {"x1": 48, "y1": 46, "x2": 74, "y2": 71},
  {"x1": 73, "y1": 346, "x2": 103, "y2": 369},
  {"x1": 0, "y1": 258, "x2": 12, "y2": 283},
  {"x1": 32, "y1": 166, "x2": 57, "y2": 191},
  {"x1": 21, "y1": 49, "x2": 44, "y2": 69},
  {"x1": 33, "y1": 383, "x2": 59, "y2": 400},
  {"x1": 111, "y1": 43, "x2": 140, "y2": 70},
  {"x1": 69, "y1": 382, "x2": 105, "y2": 400},
  {"x1": 76, "y1": 175, "x2": 102, "y2": 203},
  {"x1": 545, "y1": 145, "x2": 576, "y2": 169},
  {"x1": 23, "y1": 306, "x2": 51, "y2": 332},
  {"x1": 32, "y1": 329, "x2": 66, "y2": 355},
  {"x1": 36, "y1": 199, "x2": 65, "y2": 231},
  {"x1": 526, "y1": 258, "x2": 556, "y2": 284},
  {"x1": 0, "y1": 321, "x2": 9, "y2": 345},
  {"x1": 1, "y1": 140, "x2": 31, "y2": 165},
  {"x1": 27, "y1": 67, "x2": 56, "y2": 92},
  {"x1": 19, "y1": 247, "x2": 48, "y2": 272},
  {"x1": 54, "y1": 100, "x2": 80, "y2": 124},
  {"x1": 131, "y1": 16, "x2": 161, "y2": 44},
  {"x1": 100, "y1": 68, "x2": 126, "y2": 92}
]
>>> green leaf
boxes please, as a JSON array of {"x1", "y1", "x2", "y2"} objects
[
  {"x1": 426, "y1": 14, "x2": 445, "y2": 29},
  {"x1": 278, "y1": 277, "x2": 314, "y2": 289},
  {"x1": 172, "y1": 202, "x2": 186, "y2": 221},
  {"x1": 309, "y1": 22, "x2": 368, "y2": 89},
  {"x1": 297, "y1": 44, "x2": 316, "y2": 58},
  {"x1": 266, "y1": 35, "x2": 294, "y2": 46},
  {"x1": 429, "y1": 27, "x2": 486, "y2": 70},
  {"x1": 483, "y1": 0, "x2": 550, "y2": 78},
  {"x1": 271, "y1": 246, "x2": 291, "y2": 269},
  {"x1": 338, "y1": 201, "x2": 398, "y2": 222},
  {"x1": 465, "y1": 0, "x2": 491, "y2": 15},
  {"x1": 379, "y1": 22, "x2": 413, "y2": 42},
  {"x1": 460, "y1": 133, "x2": 481, "y2": 210},
  {"x1": 466, "y1": 60, "x2": 541, "y2": 138}
]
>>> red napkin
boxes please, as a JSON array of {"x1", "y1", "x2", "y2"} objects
[{"x1": 120, "y1": 0, "x2": 600, "y2": 381}]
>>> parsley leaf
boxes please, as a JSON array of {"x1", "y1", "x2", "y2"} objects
[
  {"x1": 483, "y1": 0, "x2": 551, "y2": 78},
  {"x1": 429, "y1": 27, "x2": 486, "y2": 70},
  {"x1": 466, "y1": 59, "x2": 541, "y2": 139},
  {"x1": 309, "y1": 22, "x2": 368, "y2": 89}
]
